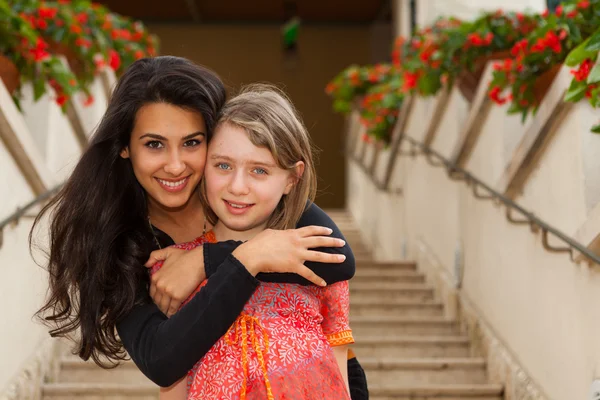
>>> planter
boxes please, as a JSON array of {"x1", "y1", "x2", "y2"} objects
[
  {"x1": 0, "y1": 54, "x2": 20, "y2": 94},
  {"x1": 48, "y1": 41, "x2": 84, "y2": 76},
  {"x1": 458, "y1": 50, "x2": 511, "y2": 102},
  {"x1": 532, "y1": 63, "x2": 562, "y2": 105}
]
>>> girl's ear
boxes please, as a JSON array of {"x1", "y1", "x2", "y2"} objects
[
  {"x1": 284, "y1": 161, "x2": 305, "y2": 195},
  {"x1": 120, "y1": 147, "x2": 130, "y2": 159}
]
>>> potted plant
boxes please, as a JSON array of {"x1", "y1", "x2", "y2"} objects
[
  {"x1": 325, "y1": 63, "x2": 393, "y2": 114},
  {"x1": 487, "y1": 0, "x2": 597, "y2": 121},
  {"x1": 0, "y1": 0, "x2": 80, "y2": 109},
  {"x1": 358, "y1": 72, "x2": 404, "y2": 144}
]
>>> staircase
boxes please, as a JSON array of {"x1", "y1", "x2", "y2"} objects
[
  {"x1": 41, "y1": 210, "x2": 504, "y2": 400},
  {"x1": 328, "y1": 210, "x2": 504, "y2": 400}
]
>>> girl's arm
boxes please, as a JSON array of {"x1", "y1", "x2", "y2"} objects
[
  {"x1": 315, "y1": 280, "x2": 354, "y2": 395},
  {"x1": 205, "y1": 202, "x2": 355, "y2": 284},
  {"x1": 117, "y1": 254, "x2": 259, "y2": 387},
  {"x1": 159, "y1": 378, "x2": 187, "y2": 400},
  {"x1": 117, "y1": 226, "x2": 343, "y2": 387},
  {"x1": 332, "y1": 345, "x2": 350, "y2": 394}
]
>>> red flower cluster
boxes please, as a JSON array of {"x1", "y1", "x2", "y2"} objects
[
  {"x1": 499, "y1": 57, "x2": 524, "y2": 71},
  {"x1": 578, "y1": 0, "x2": 591, "y2": 9},
  {"x1": 402, "y1": 70, "x2": 420, "y2": 92},
  {"x1": 510, "y1": 39, "x2": 528, "y2": 58},
  {"x1": 23, "y1": 37, "x2": 51, "y2": 62},
  {"x1": 531, "y1": 30, "x2": 566, "y2": 54},
  {"x1": 571, "y1": 58, "x2": 594, "y2": 81},
  {"x1": 488, "y1": 86, "x2": 508, "y2": 104},
  {"x1": 466, "y1": 32, "x2": 494, "y2": 47},
  {"x1": 108, "y1": 49, "x2": 121, "y2": 71}
]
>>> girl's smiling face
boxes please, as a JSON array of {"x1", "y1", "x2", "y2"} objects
[
  {"x1": 205, "y1": 122, "x2": 303, "y2": 240},
  {"x1": 121, "y1": 102, "x2": 207, "y2": 213}
]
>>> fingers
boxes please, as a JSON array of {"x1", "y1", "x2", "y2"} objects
[
  {"x1": 301, "y1": 236, "x2": 345, "y2": 249},
  {"x1": 149, "y1": 282, "x2": 157, "y2": 301},
  {"x1": 166, "y1": 299, "x2": 182, "y2": 318},
  {"x1": 295, "y1": 265, "x2": 327, "y2": 287},
  {"x1": 144, "y1": 249, "x2": 169, "y2": 267},
  {"x1": 304, "y1": 250, "x2": 346, "y2": 264},
  {"x1": 294, "y1": 225, "x2": 334, "y2": 238},
  {"x1": 157, "y1": 292, "x2": 171, "y2": 316}
]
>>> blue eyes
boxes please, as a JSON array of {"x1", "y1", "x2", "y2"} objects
[{"x1": 215, "y1": 163, "x2": 268, "y2": 175}]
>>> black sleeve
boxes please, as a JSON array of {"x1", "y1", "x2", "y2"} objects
[
  {"x1": 116, "y1": 255, "x2": 259, "y2": 387},
  {"x1": 204, "y1": 202, "x2": 355, "y2": 285}
]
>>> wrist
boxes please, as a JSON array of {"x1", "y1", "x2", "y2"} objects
[
  {"x1": 232, "y1": 242, "x2": 262, "y2": 276},
  {"x1": 191, "y1": 245, "x2": 207, "y2": 280}
]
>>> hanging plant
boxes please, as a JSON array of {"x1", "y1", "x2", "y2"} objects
[
  {"x1": 325, "y1": 63, "x2": 393, "y2": 114},
  {"x1": 0, "y1": 0, "x2": 159, "y2": 110},
  {"x1": 487, "y1": 0, "x2": 597, "y2": 121},
  {"x1": 0, "y1": 0, "x2": 80, "y2": 110},
  {"x1": 358, "y1": 73, "x2": 404, "y2": 144}
]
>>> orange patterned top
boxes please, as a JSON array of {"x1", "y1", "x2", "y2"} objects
[{"x1": 151, "y1": 232, "x2": 354, "y2": 399}]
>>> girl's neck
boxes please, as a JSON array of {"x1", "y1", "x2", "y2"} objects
[
  {"x1": 148, "y1": 194, "x2": 208, "y2": 243},
  {"x1": 212, "y1": 221, "x2": 267, "y2": 242}
]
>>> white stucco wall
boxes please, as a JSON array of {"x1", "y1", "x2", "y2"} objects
[
  {"x1": 0, "y1": 74, "x2": 107, "y2": 395},
  {"x1": 346, "y1": 79, "x2": 600, "y2": 400}
]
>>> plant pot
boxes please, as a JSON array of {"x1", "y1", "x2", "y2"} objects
[
  {"x1": 0, "y1": 54, "x2": 20, "y2": 94},
  {"x1": 458, "y1": 50, "x2": 511, "y2": 102},
  {"x1": 48, "y1": 41, "x2": 85, "y2": 76},
  {"x1": 532, "y1": 63, "x2": 562, "y2": 105}
]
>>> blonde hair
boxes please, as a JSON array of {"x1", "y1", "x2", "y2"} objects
[{"x1": 202, "y1": 83, "x2": 317, "y2": 230}]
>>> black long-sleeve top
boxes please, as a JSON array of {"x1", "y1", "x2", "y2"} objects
[{"x1": 116, "y1": 202, "x2": 355, "y2": 387}]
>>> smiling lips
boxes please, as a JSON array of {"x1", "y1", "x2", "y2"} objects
[
  {"x1": 156, "y1": 177, "x2": 190, "y2": 192},
  {"x1": 224, "y1": 199, "x2": 254, "y2": 215}
]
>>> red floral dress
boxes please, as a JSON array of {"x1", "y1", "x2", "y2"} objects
[{"x1": 151, "y1": 232, "x2": 354, "y2": 400}]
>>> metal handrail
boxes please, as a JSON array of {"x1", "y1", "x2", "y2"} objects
[
  {"x1": 0, "y1": 184, "x2": 62, "y2": 248},
  {"x1": 400, "y1": 135, "x2": 600, "y2": 265}
]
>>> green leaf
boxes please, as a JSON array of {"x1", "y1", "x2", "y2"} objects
[
  {"x1": 585, "y1": 29, "x2": 600, "y2": 52},
  {"x1": 33, "y1": 78, "x2": 46, "y2": 101},
  {"x1": 564, "y1": 82, "x2": 588, "y2": 103},
  {"x1": 588, "y1": 63, "x2": 600, "y2": 84},
  {"x1": 591, "y1": 123, "x2": 600, "y2": 134},
  {"x1": 565, "y1": 37, "x2": 594, "y2": 67},
  {"x1": 507, "y1": 101, "x2": 521, "y2": 115}
]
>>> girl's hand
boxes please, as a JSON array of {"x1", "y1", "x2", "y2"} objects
[
  {"x1": 232, "y1": 226, "x2": 346, "y2": 286},
  {"x1": 144, "y1": 246, "x2": 206, "y2": 317}
]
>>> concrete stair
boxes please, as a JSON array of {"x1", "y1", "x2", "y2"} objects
[
  {"x1": 41, "y1": 209, "x2": 503, "y2": 400},
  {"x1": 330, "y1": 210, "x2": 504, "y2": 400}
]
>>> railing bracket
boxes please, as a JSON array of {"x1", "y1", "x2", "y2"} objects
[
  {"x1": 542, "y1": 229, "x2": 572, "y2": 256},
  {"x1": 472, "y1": 183, "x2": 494, "y2": 200}
]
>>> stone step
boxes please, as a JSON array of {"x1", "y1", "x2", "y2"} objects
[
  {"x1": 353, "y1": 270, "x2": 426, "y2": 284},
  {"x1": 350, "y1": 316, "x2": 460, "y2": 337},
  {"x1": 361, "y1": 358, "x2": 488, "y2": 386},
  {"x1": 350, "y1": 283, "x2": 435, "y2": 302},
  {"x1": 353, "y1": 336, "x2": 470, "y2": 358},
  {"x1": 42, "y1": 383, "x2": 158, "y2": 400},
  {"x1": 350, "y1": 299, "x2": 445, "y2": 317},
  {"x1": 356, "y1": 262, "x2": 417, "y2": 273},
  {"x1": 368, "y1": 383, "x2": 504, "y2": 400},
  {"x1": 56, "y1": 358, "x2": 150, "y2": 385}
]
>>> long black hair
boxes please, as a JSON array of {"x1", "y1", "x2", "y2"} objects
[{"x1": 31, "y1": 56, "x2": 226, "y2": 366}]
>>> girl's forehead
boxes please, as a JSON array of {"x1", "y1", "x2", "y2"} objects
[{"x1": 209, "y1": 124, "x2": 277, "y2": 166}]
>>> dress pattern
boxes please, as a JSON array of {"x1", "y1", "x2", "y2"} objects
[{"x1": 151, "y1": 232, "x2": 354, "y2": 400}]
